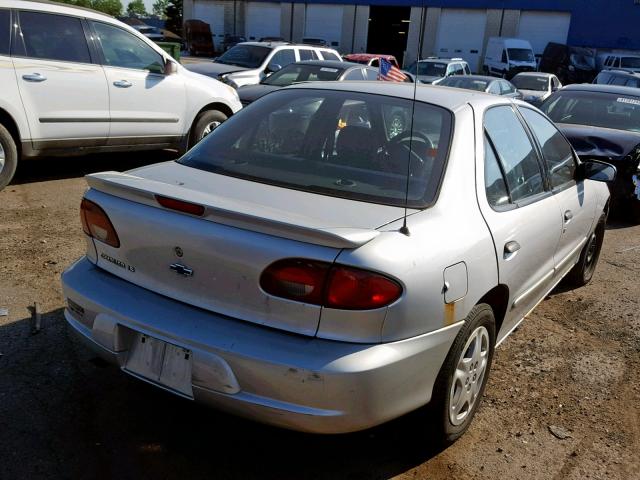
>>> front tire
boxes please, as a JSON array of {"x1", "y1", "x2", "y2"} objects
[
  {"x1": 429, "y1": 304, "x2": 496, "y2": 445},
  {"x1": 0, "y1": 123, "x2": 18, "y2": 191},
  {"x1": 567, "y1": 217, "x2": 605, "y2": 287},
  {"x1": 189, "y1": 110, "x2": 228, "y2": 148}
]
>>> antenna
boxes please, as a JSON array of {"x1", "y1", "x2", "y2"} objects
[{"x1": 399, "y1": 3, "x2": 427, "y2": 236}]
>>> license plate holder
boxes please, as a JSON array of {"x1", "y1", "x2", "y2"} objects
[{"x1": 125, "y1": 332, "x2": 193, "y2": 397}]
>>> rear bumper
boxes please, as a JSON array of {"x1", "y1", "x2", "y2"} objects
[{"x1": 61, "y1": 257, "x2": 460, "y2": 434}]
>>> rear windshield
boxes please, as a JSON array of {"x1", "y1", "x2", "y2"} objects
[
  {"x1": 621, "y1": 57, "x2": 640, "y2": 68},
  {"x1": 541, "y1": 91, "x2": 640, "y2": 133},
  {"x1": 180, "y1": 89, "x2": 453, "y2": 207},
  {"x1": 508, "y1": 48, "x2": 535, "y2": 62},
  {"x1": 409, "y1": 62, "x2": 447, "y2": 77},
  {"x1": 262, "y1": 64, "x2": 343, "y2": 86},
  {"x1": 512, "y1": 75, "x2": 548, "y2": 91},
  {"x1": 216, "y1": 45, "x2": 270, "y2": 68},
  {"x1": 440, "y1": 77, "x2": 488, "y2": 91}
]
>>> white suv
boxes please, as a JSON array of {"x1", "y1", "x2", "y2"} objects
[
  {"x1": 186, "y1": 42, "x2": 343, "y2": 88},
  {"x1": 0, "y1": 1, "x2": 242, "y2": 190}
]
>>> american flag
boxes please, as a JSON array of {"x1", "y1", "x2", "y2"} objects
[{"x1": 378, "y1": 57, "x2": 408, "y2": 82}]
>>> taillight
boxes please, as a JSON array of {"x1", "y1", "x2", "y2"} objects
[
  {"x1": 80, "y1": 198, "x2": 120, "y2": 248},
  {"x1": 155, "y1": 195, "x2": 205, "y2": 216},
  {"x1": 260, "y1": 259, "x2": 402, "y2": 310}
]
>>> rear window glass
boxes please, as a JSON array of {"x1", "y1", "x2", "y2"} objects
[
  {"x1": 262, "y1": 64, "x2": 342, "y2": 86},
  {"x1": 180, "y1": 89, "x2": 453, "y2": 207},
  {"x1": 440, "y1": 77, "x2": 488, "y2": 92},
  {"x1": 0, "y1": 10, "x2": 9, "y2": 56}
]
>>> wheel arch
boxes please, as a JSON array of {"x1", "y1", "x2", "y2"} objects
[
  {"x1": 476, "y1": 284, "x2": 509, "y2": 336},
  {"x1": 0, "y1": 107, "x2": 22, "y2": 155},
  {"x1": 193, "y1": 102, "x2": 234, "y2": 125}
]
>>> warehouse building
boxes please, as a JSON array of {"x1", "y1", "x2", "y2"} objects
[{"x1": 183, "y1": 0, "x2": 639, "y2": 70}]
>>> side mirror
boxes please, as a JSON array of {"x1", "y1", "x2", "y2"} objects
[
  {"x1": 266, "y1": 63, "x2": 282, "y2": 74},
  {"x1": 164, "y1": 59, "x2": 178, "y2": 75},
  {"x1": 578, "y1": 159, "x2": 617, "y2": 182}
]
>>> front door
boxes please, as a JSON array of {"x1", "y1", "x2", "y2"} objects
[
  {"x1": 89, "y1": 21, "x2": 186, "y2": 145},
  {"x1": 518, "y1": 107, "x2": 597, "y2": 276},
  {"x1": 477, "y1": 105, "x2": 563, "y2": 334},
  {"x1": 12, "y1": 11, "x2": 109, "y2": 145}
]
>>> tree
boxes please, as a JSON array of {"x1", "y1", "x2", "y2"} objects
[
  {"x1": 91, "y1": 0, "x2": 123, "y2": 16},
  {"x1": 152, "y1": 0, "x2": 169, "y2": 19},
  {"x1": 126, "y1": 0, "x2": 147, "y2": 17},
  {"x1": 164, "y1": 0, "x2": 182, "y2": 36}
]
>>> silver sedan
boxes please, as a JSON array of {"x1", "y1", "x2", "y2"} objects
[{"x1": 61, "y1": 82, "x2": 614, "y2": 443}]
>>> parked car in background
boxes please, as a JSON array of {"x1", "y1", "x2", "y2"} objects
[
  {"x1": 483, "y1": 37, "x2": 536, "y2": 79},
  {"x1": 343, "y1": 53, "x2": 399, "y2": 68},
  {"x1": 186, "y1": 42, "x2": 342, "y2": 88},
  {"x1": 62, "y1": 81, "x2": 613, "y2": 442},
  {"x1": 540, "y1": 84, "x2": 640, "y2": 221},
  {"x1": 131, "y1": 24, "x2": 164, "y2": 42},
  {"x1": 222, "y1": 35, "x2": 246, "y2": 52},
  {"x1": 237, "y1": 60, "x2": 379, "y2": 105},
  {"x1": 539, "y1": 43, "x2": 596, "y2": 85},
  {"x1": 0, "y1": 1, "x2": 241, "y2": 191},
  {"x1": 405, "y1": 57, "x2": 471, "y2": 84},
  {"x1": 184, "y1": 19, "x2": 215, "y2": 56},
  {"x1": 439, "y1": 75, "x2": 522, "y2": 99},
  {"x1": 602, "y1": 54, "x2": 640, "y2": 73},
  {"x1": 511, "y1": 72, "x2": 561, "y2": 106},
  {"x1": 593, "y1": 69, "x2": 640, "y2": 89}
]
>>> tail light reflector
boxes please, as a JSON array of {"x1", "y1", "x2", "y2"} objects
[
  {"x1": 155, "y1": 195, "x2": 205, "y2": 216},
  {"x1": 80, "y1": 198, "x2": 120, "y2": 248},
  {"x1": 260, "y1": 259, "x2": 402, "y2": 310}
]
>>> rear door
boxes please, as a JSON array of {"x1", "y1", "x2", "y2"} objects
[
  {"x1": 477, "y1": 105, "x2": 562, "y2": 332},
  {"x1": 89, "y1": 20, "x2": 186, "y2": 144},
  {"x1": 518, "y1": 107, "x2": 597, "y2": 276},
  {"x1": 12, "y1": 10, "x2": 109, "y2": 144}
]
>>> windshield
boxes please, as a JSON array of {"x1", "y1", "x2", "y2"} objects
[
  {"x1": 512, "y1": 75, "x2": 548, "y2": 91},
  {"x1": 179, "y1": 89, "x2": 453, "y2": 207},
  {"x1": 262, "y1": 64, "x2": 343, "y2": 86},
  {"x1": 621, "y1": 57, "x2": 640, "y2": 68},
  {"x1": 408, "y1": 62, "x2": 447, "y2": 77},
  {"x1": 216, "y1": 45, "x2": 271, "y2": 68},
  {"x1": 440, "y1": 77, "x2": 488, "y2": 92},
  {"x1": 541, "y1": 91, "x2": 640, "y2": 133},
  {"x1": 508, "y1": 48, "x2": 535, "y2": 62}
]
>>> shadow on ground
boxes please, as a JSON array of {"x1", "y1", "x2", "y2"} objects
[
  {"x1": 0, "y1": 308, "x2": 447, "y2": 480},
  {"x1": 11, "y1": 150, "x2": 179, "y2": 186}
]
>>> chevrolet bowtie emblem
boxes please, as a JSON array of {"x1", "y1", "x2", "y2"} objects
[{"x1": 169, "y1": 263, "x2": 193, "y2": 277}]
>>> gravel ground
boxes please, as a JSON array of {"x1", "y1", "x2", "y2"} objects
[{"x1": 1, "y1": 152, "x2": 639, "y2": 480}]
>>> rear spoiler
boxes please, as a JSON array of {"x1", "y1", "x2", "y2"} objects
[{"x1": 86, "y1": 172, "x2": 380, "y2": 249}]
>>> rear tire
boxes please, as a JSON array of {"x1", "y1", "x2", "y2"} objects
[
  {"x1": 567, "y1": 217, "x2": 605, "y2": 287},
  {"x1": 428, "y1": 304, "x2": 496, "y2": 446},
  {"x1": 189, "y1": 110, "x2": 228, "y2": 148},
  {"x1": 0, "y1": 123, "x2": 18, "y2": 191}
]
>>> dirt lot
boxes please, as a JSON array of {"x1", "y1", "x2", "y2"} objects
[{"x1": 1, "y1": 153, "x2": 639, "y2": 480}]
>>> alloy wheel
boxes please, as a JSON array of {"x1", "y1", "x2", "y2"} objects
[
  {"x1": 200, "y1": 121, "x2": 221, "y2": 140},
  {"x1": 0, "y1": 142, "x2": 5, "y2": 174},
  {"x1": 449, "y1": 326, "x2": 490, "y2": 426}
]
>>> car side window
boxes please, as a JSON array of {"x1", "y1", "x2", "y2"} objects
[
  {"x1": 501, "y1": 50, "x2": 508, "y2": 63},
  {"x1": 91, "y1": 21, "x2": 164, "y2": 73},
  {"x1": 500, "y1": 81, "x2": 515, "y2": 95},
  {"x1": 370, "y1": 58, "x2": 379, "y2": 67},
  {"x1": 452, "y1": 64, "x2": 464, "y2": 75},
  {"x1": 363, "y1": 68, "x2": 378, "y2": 81},
  {"x1": 520, "y1": 108, "x2": 577, "y2": 189},
  {"x1": 488, "y1": 82, "x2": 501, "y2": 95},
  {"x1": 299, "y1": 49, "x2": 317, "y2": 61},
  {"x1": 484, "y1": 135, "x2": 510, "y2": 207},
  {"x1": 0, "y1": 9, "x2": 9, "y2": 56},
  {"x1": 343, "y1": 68, "x2": 365, "y2": 81},
  {"x1": 627, "y1": 78, "x2": 640, "y2": 88},
  {"x1": 484, "y1": 106, "x2": 545, "y2": 203},
  {"x1": 611, "y1": 76, "x2": 628, "y2": 86},
  {"x1": 18, "y1": 11, "x2": 91, "y2": 64},
  {"x1": 321, "y1": 51, "x2": 340, "y2": 61},
  {"x1": 270, "y1": 49, "x2": 295, "y2": 69},
  {"x1": 463, "y1": 64, "x2": 471, "y2": 75}
]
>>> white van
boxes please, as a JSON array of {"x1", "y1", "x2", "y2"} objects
[{"x1": 483, "y1": 37, "x2": 536, "y2": 79}]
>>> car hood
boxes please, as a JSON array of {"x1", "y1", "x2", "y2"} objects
[
  {"x1": 558, "y1": 123, "x2": 640, "y2": 161},
  {"x1": 185, "y1": 62, "x2": 251, "y2": 78},
  {"x1": 237, "y1": 84, "x2": 280, "y2": 103}
]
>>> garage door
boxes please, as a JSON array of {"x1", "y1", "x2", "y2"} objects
[
  {"x1": 305, "y1": 4, "x2": 343, "y2": 49},
  {"x1": 246, "y1": 2, "x2": 281, "y2": 41},
  {"x1": 517, "y1": 11, "x2": 571, "y2": 56},
  {"x1": 434, "y1": 9, "x2": 487, "y2": 73},
  {"x1": 192, "y1": 1, "x2": 225, "y2": 47}
]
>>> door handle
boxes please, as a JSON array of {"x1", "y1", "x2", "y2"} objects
[
  {"x1": 22, "y1": 73, "x2": 47, "y2": 82},
  {"x1": 564, "y1": 210, "x2": 573, "y2": 222},
  {"x1": 113, "y1": 80, "x2": 132, "y2": 88},
  {"x1": 504, "y1": 241, "x2": 521, "y2": 255}
]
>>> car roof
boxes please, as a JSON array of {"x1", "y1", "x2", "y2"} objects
[
  {"x1": 418, "y1": 58, "x2": 466, "y2": 65},
  {"x1": 8, "y1": 0, "x2": 114, "y2": 19},
  {"x1": 513, "y1": 72, "x2": 554, "y2": 78},
  {"x1": 291, "y1": 60, "x2": 358, "y2": 69},
  {"x1": 455, "y1": 75, "x2": 499, "y2": 82},
  {"x1": 562, "y1": 84, "x2": 640, "y2": 96},
  {"x1": 238, "y1": 41, "x2": 335, "y2": 49},
  {"x1": 284, "y1": 81, "x2": 510, "y2": 112},
  {"x1": 602, "y1": 69, "x2": 640, "y2": 78}
]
